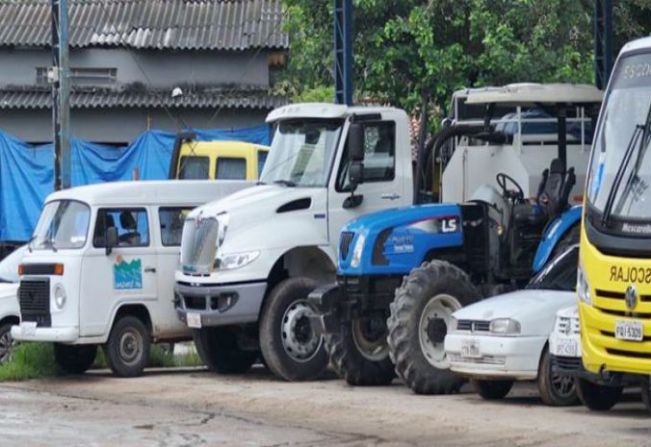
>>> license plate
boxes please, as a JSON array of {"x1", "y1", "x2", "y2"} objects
[
  {"x1": 21, "y1": 322, "x2": 37, "y2": 336},
  {"x1": 615, "y1": 320, "x2": 643, "y2": 341},
  {"x1": 551, "y1": 338, "x2": 578, "y2": 357},
  {"x1": 186, "y1": 313, "x2": 202, "y2": 329},
  {"x1": 461, "y1": 339, "x2": 481, "y2": 358}
]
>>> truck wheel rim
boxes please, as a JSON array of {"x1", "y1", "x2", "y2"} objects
[
  {"x1": 352, "y1": 317, "x2": 389, "y2": 361},
  {"x1": 119, "y1": 329, "x2": 143, "y2": 367},
  {"x1": 418, "y1": 294, "x2": 461, "y2": 369},
  {"x1": 281, "y1": 299, "x2": 322, "y2": 363},
  {"x1": 0, "y1": 330, "x2": 13, "y2": 364},
  {"x1": 551, "y1": 370, "x2": 575, "y2": 399}
]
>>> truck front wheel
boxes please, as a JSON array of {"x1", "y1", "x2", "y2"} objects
[
  {"x1": 260, "y1": 277, "x2": 328, "y2": 381},
  {"x1": 473, "y1": 380, "x2": 514, "y2": 400},
  {"x1": 576, "y1": 378, "x2": 622, "y2": 411},
  {"x1": 193, "y1": 327, "x2": 258, "y2": 374},
  {"x1": 104, "y1": 316, "x2": 150, "y2": 378},
  {"x1": 387, "y1": 261, "x2": 481, "y2": 394},
  {"x1": 54, "y1": 343, "x2": 97, "y2": 374},
  {"x1": 325, "y1": 316, "x2": 395, "y2": 386}
]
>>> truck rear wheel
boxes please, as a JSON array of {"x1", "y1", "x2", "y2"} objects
[
  {"x1": 473, "y1": 379, "x2": 514, "y2": 400},
  {"x1": 54, "y1": 343, "x2": 97, "y2": 375},
  {"x1": 104, "y1": 316, "x2": 150, "y2": 378},
  {"x1": 387, "y1": 261, "x2": 480, "y2": 394},
  {"x1": 193, "y1": 327, "x2": 257, "y2": 374},
  {"x1": 260, "y1": 277, "x2": 328, "y2": 381},
  {"x1": 325, "y1": 316, "x2": 395, "y2": 386},
  {"x1": 537, "y1": 348, "x2": 578, "y2": 406},
  {"x1": 576, "y1": 378, "x2": 622, "y2": 411}
]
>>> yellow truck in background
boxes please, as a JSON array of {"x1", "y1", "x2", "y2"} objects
[{"x1": 169, "y1": 131, "x2": 269, "y2": 180}]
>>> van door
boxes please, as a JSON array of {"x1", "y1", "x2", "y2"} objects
[{"x1": 79, "y1": 208, "x2": 158, "y2": 337}]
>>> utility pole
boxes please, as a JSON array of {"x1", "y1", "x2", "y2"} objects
[
  {"x1": 334, "y1": 0, "x2": 353, "y2": 105},
  {"x1": 594, "y1": 0, "x2": 613, "y2": 90},
  {"x1": 51, "y1": 0, "x2": 71, "y2": 190}
]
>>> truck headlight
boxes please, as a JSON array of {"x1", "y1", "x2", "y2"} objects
[
  {"x1": 216, "y1": 251, "x2": 260, "y2": 270},
  {"x1": 577, "y1": 262, "x2": 591, "y2": 305},
  {"x1": 489, "y1": 318, "x2": 520, "y2": 335},
  {"x1": 350, "y1": 234, "x2": 366, "y2": 268},
  {"x1": 54, "y1": 283, "x2": 67, "y2": 309}
]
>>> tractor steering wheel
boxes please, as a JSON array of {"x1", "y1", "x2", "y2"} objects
[{"x1": 496, "y1": 173, "x2": 525, "y2": 204}]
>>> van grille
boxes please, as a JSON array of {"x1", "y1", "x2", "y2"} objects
[
  {"x1": 180, "y1": 217, "x2": 219, "y2": 274},
  {"x1": 339, "y1": 232, "x2": 354, "y2": 260},
  {"x1": 19, "y1": 279, "x2": 51, "y2": 327}
]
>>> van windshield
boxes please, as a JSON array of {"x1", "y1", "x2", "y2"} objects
[{"x1": 31, "y1": 200, "x2": 90, "y2": 250}]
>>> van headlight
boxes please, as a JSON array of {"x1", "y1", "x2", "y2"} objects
[
  {"x1": 577, "y1": 262, "x2": 591, "y2": 305},
  {"x1": 489, "y1": 318, "x2": 520, "y2": 335},
  {"x1": 350, "y1": 234, "x2": 366, "y2": 268},
  {"x1": 54, "y1": 283, "x2": 67, "y2": 309},
  {"x1": 216, "y1": 251, "x2": 260, "y2": 270}
]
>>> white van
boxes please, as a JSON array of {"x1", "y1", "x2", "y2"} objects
[{"x1": 12, "y1": 180, "x2": 251, "y2": 377}]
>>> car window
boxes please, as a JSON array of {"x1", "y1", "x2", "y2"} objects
[
  {"x1": 179, "y1": 156, "x2": 209, "y2": 179},
  {"x1": 257, "y1": 150, "x2": 268, "y2": 178},
  {"x1": 216, "y1": 157, "x2": 246, "y2": 180},
  {"x1": 93, "y1": 208, "x2": 149, "y2": 248},
  {"x1": 527, "y1": 245, "x2": 579, "y2": 291},
  {"x1": 159, "y1": 207, "x2": 193, "y2": 247}
]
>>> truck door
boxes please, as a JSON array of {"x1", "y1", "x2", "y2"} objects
[
  {"x1": 79, "y1": 208, "x2": 158, "y2": 337},
  {"x1": 328, "y1": 119, "x2": 409, "y2": 242}
]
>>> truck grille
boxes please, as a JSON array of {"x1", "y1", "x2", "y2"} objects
[
  {"x1": 180, "y1": 217, "x2": 219, "y2": 274},
  {"x1": 555, "y1": 316, "x2": 580, "y2": 335},
  {"x1": 457, "y1": 319, "x2": 490, "y2": 332},
  {"x1": 19, "y1": 278, "x2": 51, "y2": 327},
  {"x1": 551, "y1": 355, "x2": 581, "y2": 373},
  {"x1": 339, "y1": 232, "x2": 354, "y2": 260}
]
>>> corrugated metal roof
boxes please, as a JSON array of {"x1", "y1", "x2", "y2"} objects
[
  {"x1": 0, "y1": 87, "x2": 287, "y2": 109},
  {"x1": 0, "y1": 0, "x2": 287, "y2": 50}
]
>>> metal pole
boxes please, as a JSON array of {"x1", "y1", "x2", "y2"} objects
[
  {"x1": 594, "y1": 0, "x2": 613, "y2": 90},
  {"x1": 52, "y1": 0, "x2": 71, "y2": 190},
  {"x1": 334, "y1": 0, "x2": 353, "y2": 105}
]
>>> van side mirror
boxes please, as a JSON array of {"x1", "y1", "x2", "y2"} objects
[
  {"x1": 348, "y1": 123, "x2": 365, "y2": 162},
  {"x1": 105, "y1": 227, "x2": 118, "y2": 256}
]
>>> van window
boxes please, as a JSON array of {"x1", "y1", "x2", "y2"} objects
[
  {"x1": 257, "y1": 150, "x2": 268, "y2": 177},
  {"x1": 93, "y1": 208, "x2": 149, "y2": 248},
  {"x1": 179, "y1": 156, "x2": 209, "y2": 179},
  {"x1": 216, "y1": 157, "x2": 246, "y2": 180},
  {"x1": 159, "y1": 207, "x2": 193, "y2": 246}
]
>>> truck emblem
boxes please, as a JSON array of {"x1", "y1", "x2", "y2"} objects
[{"x1": 625, "y1": 285, "x2": 638, "y2": 311}]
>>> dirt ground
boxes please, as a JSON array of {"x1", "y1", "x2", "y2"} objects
[{"x1": 2, "y1": 366, "x2": 651, "y2": 447}]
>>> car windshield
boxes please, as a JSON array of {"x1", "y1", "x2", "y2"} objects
[
  {"x1": 259, "y1": 119, "x2": 343, "y2": 187},
  {"x1": 31, "y1": 200, "x2": 91, "y2": 250},
  {"x1": 587, "y1": 52, "x2": 651, "y2": 221},
  {"x1": 0, "y1": 245, "x2": 27, "y2": 283},
  {"x1": 526, "y1": 245, "x2": 579, "y2": 291}
]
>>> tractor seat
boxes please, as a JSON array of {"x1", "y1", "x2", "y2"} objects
[{"x1": 536, "y1": 159, "x2": 575, "y2": 218}]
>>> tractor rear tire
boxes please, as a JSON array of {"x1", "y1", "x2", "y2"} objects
[
  {"x1": 473, "y1": 380, "x2": 514, "y2": 400},
  {"x1": 576, "y1": 378, "x2": 622, "y2": 411},
  {"x1": 387, "y1": 260, "x2": 481, "y2": 395},
  {"x1": 193, "y1": 327, "x2": 258, "y2": 374}
]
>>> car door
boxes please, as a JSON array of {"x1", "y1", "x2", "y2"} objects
[{"x1": 79, "y1": 207, "x2": 158, "y2": 337}]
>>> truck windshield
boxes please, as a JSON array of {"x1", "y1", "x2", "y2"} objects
[
  {"x1": 587, "y1": 52, "x2": 651, "y2": 222},
  {"x1": 31, "y1": 200, "x2": 90, "y2": 250},
  {"x1": 260, "y1": 119, "x2": 343, "y2": 187}
]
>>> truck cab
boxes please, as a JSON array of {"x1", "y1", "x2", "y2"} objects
[
  {"x1": 174, "y1": 103, "x2": 414, "y2": 380},
  {"x1": 12, "y1": 180, "x2": 252, "y2": 377}
]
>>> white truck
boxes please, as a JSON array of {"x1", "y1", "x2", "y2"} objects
[
  {"x1": 12, "y1": 180, "x2": 251, "y2": 377},
  {"x1": 175, "y1": 87, "x2": 600, "y2": 382}
]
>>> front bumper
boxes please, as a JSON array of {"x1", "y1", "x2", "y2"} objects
[
  {"x1": 445, "y1": 332, "x2": 546, "y2": 380},
  {"x1": 175, "y1": 281, "x2": 267, "y2": 327},
  {"x1": 11, "y1": 323, "x2": 79, "y2": 343}
]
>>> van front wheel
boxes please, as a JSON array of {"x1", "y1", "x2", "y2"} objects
[
  {"x1": 104, "y1": 316, "x2": 150, "y2": 378},
  {"x1": 54, "y1": 343, "x2": 97, "y2": 374}
]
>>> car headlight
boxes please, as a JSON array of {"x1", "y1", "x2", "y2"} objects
[
  {"x1": 54, "y1": 283, "x2": 67, "y2": 309},
  {"x1": 577, "y1": 262, "x2": 591, "y2": 305},
  {"x1": 350, "y1": 234, "x2": 366, "y2": 268},
  {"x1": 489, "y1": 318, "x2": 520, "y2": 335},
  {"x1": 215, "y1": 251, "x2": 260, "y2": 270}
]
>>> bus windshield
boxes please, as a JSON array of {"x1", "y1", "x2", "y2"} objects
[{"x1": 587, "y1": 52, "x2": 651, "y2": 222}]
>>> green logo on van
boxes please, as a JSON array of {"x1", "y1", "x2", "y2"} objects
[{"x1": 113, "y1": 256, "x2": 143, "y2": 289}]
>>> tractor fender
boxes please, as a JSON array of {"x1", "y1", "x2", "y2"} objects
[{"x1": 532, "y1": 205, "x2": 582, "y2": 273}]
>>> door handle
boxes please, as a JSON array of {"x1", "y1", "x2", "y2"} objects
[
  {"x1": 144, "y1": 267, "x2": 157, "y2": 273},
  {"x1": 381, "y1": 193, "x2": 401, "y2": 200}
]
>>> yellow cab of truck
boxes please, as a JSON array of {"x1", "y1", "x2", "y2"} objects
[
  {"x1": 168, "y1": 132, "x2": 269, "y2": 180},
  {"x1": 579, "y1": 37, "x2": 651, "y2": 385}
]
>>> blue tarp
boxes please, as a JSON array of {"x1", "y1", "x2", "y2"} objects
[{"x1": 0, "y1": 125, "x2": 270, "y2": 241}]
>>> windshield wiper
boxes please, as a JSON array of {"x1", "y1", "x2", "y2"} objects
[{"x1": 273, "y1": 179, "x2": 297, "y2": 187}]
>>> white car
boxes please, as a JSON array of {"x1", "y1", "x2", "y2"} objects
[
  {"x1": 0, "y1": 245, "x2": 26, "y2": 364},
  {"x1": 445, "y1": 245, "x2": 579, "y2": 405}
]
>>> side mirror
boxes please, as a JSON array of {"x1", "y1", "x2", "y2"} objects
[
  {"x1": 349, "y1": 161, "x2": 364, "y2": 189},
  {"x1": 348, "y1": 123, "x2": 365, "y2": 162},
  {"x1": 441, "y1": 117, "x2": 453, "y2": 129},
  {"x1": 105, "y1": 227, "x2": 118, "y2": 256}
]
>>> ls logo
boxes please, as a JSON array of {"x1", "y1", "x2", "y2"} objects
[{"x1": 441, "y1": 217, "x2": 459, "y2": 233}]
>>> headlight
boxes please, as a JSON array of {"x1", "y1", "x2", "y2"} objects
[
  {"x1": 215, "y1": 251, "x2": 260, "y2": 270},
  {"x1": 350, "y1": 234, "x2": 366, "y2": 268},
  {"x1": 54, "y1": 283, "x2": 67, "y2": 309},
  {"x1": 577, "y1": 262, "x2": 591, "y2": 305},
  {"x1": 489, "y1": 318, "x2": 520, "y2": 335}
]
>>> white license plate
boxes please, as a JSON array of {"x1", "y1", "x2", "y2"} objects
[
  {"x1": 186, "y1": 313, "x2": 202, "y2": 329},
  {"x1": 461, "y1": 339, "x2": 481, "y2": 358},
  {"x1": 21, "y1": 322, "x2": 37, "y2": 336},
  {"x1": 552, "y1": 338, "x2": 578, "y2": 357},
  {"x1": 615, "y1": 320, "x2": 643, "y2": 341}
]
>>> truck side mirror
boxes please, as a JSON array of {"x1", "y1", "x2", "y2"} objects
[
  {"x1": 105, "y1": 227, "x2": 118, "y2": 256},
  {"x1": 349, "y1": 162, "x2": 364, "y2": 189},
  {"x1": 348, "y1": 123, "x2": 365, "y2": 162}
]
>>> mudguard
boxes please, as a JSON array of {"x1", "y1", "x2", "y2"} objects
[
  {"x1": 532, "y1": 205, "x2": 582, "y2": 273},
  {"x1": 337, "y1": 203, "x2": 464, "y2": 276}
]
